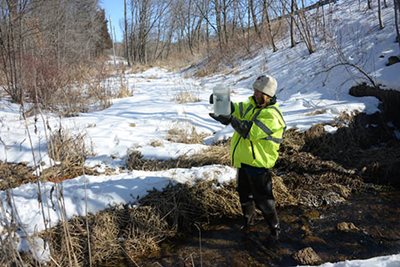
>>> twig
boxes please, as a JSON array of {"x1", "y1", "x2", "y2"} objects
[
  {"x1": 50, "y1": 255, "x2": 62, "y2": 267},
  {"x1": 316, "y1": 62, "x2": 378, "y2": 88},
  {"x1": 194, "y1": 223, "x2": 203, "y2": 267},
  {"x1": 84, "y1": 176, "x2": 93, "y2": 267},
  {"x1": 21, "y1": 103, "x2": 49, "y2": 233},
  {"x1": 119, "y1": 245, "x2": 141, "y2": 267}
]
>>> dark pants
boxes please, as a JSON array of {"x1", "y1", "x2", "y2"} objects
[{"x1": 237, "y1": 164, "x2": 279, "y2": 229}]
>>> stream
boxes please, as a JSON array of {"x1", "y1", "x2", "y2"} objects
[{"x1": 129, "y1": 188, "x2": 400, "y2": 266}]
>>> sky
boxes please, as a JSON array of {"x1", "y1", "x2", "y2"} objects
[
  {"x1": 1, "y1": 0, "x2": 400, "y2": 265},
  {"x1": 99, "y1": 0, "x2": 124, "y2": 42}
]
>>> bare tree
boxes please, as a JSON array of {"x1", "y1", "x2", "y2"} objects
[
  {"x1": 0, "y1": 0, "x2": 110, "y2": 104},
  {"x1": 0, "y1": 0, "x2": 28, "y2": 103},
  {"x1": 249, "y1": 0, "x2": 261, "y2": 39},
  {"x1": 128, "y1": 0, "x2": 171, "y2": 64},
  {"x1": 378, "y1": 0, "x2": 384, "y2": 29},
  {"x1": 395, "y1": 0, "x2": 400, "y2": 49},
  {"x1": 282, "y1": 0, "x2": 315, "y2": 53},
  {"x1": 212, "y1": 0, "x2": 224, "y2": 50},
  {"x1": 192, "y1": 0, "x2": 214, "y2": 53},
  {"x1": 290, "y1": 0, "x2": 296, "y2": 47},
  {"x1": 262, "y1": 0, "x2": 278, "y2": 51},
  {"x1": 222, "y1": 0, "x2": 229, "y2": 44},
  {"x1": 176, "y1": 0, "x2": 203, "y2": 55},
  {"x1": 124, "y1": 0, "x2": 131, "y2": 66}
]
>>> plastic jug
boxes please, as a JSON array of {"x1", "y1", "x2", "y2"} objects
[{"x1": 213, "y1": 86, "x2": 231, "y2": 116}]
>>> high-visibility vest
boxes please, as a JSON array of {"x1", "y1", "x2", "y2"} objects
[{"x1": 231, "y1": 96, "x2": 286, "y2": 169}]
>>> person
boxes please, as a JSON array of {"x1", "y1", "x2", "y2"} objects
[{"x1": 209, "y1": 74, "x2": 286, "y2": 240}]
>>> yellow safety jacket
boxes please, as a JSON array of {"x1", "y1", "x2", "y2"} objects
[{"x1": 231, "y1": 96, "x2": 286, "y2": 169}]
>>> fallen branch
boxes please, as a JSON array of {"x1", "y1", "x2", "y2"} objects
[{"x1": 317, "y1": 62, "x2": 378, "y2": 88}]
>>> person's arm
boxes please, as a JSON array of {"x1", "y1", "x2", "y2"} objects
[
  {"x1": 209, "y1": 113, "x2": 252, "y2": 138},
  {"x1": 246, "y1": 110, "x2": 282, "y2": 141},
  {"x1": 231, "y1": 117, "x2": 252, "y2": 138}
]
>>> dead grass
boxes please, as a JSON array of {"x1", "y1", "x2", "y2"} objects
[
  {"x1": 41, "y1": 178, "x2": 243, "y2": 265},
  {"x1": 44, "y1": 212, "x2": 119, "y2": 265},
  {"x1": 117, "y1": 83, "x2": 132, "y2": 98},
  {"x1": 129, "y1": 63, "x2": 155, "y2": 74},
  {"x1": 126, "y1": 144, "x2": 229, "y2": 171},
  {"x1": 0, "y1": 229, "x2": 26, "y2": 266},
  {"x1": 139, "y1": 180, "x2": 242, "y2": 233},
  {"x1": 273, "y1": 175, "x2": 297, "y2": 207},
  {"x1": 123, "y1": 206, "x2": 173, "y2": 259},
  {"x1": 48, "y1": 128, "x2": 91, "y2": 166},
  {"x1": 45, "y1": 216, "x2": 87, "y2": 266},
  {"x1": 305, "y1": 109, "x2": 327, "y2": 116},
  {"x1": 45, "y1": 128, "x2": 96, "y2": 183},
  {"x1": 277, "y1": 126, "x2": 366, "y2": 207},
  {"x1": 0, "y1": 162, "x2": 36, "y2": 190},
  {"x1": 90, "y1": 212, "x2": 121, "y2": 263},
  {"x1": 174, "y1": 91, "x2": 200, "y2": 104},
  {"x1": 167, "y1": 125, "x2": 208, "y2": 144},
  {"x1": 150, "y1": 139, "x2": 163, "y2": 147}
]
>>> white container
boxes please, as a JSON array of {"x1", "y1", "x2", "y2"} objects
[{"x1": 213, "y1": 86, "x2": 231, "y2": 116}]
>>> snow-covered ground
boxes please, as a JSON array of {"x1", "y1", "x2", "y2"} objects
[
  {"x1": 303, "y1": 254, "x2": 400, "y2": 267},
  {"x1": 0, "y1": 0, "x2": 399, "y2": 265}
]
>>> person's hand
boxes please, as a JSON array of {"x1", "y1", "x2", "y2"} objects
[{"x1": 209, "y1": 113, "x2": 232, "y2": 125}]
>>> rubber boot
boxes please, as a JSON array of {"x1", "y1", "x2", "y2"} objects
[
  {"x1": 257, "y1": 199, "x2": 280, "y2": 240},
  {"x1": 240, "y1": 201, "x2": 256, "y2": 232},
  {"x1": 269, "y1": 222, "x2": 280, "y2": 241}
]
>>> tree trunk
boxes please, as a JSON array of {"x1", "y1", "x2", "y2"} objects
[
  {"x1": 222, "y1": 0, "x2": 229, "y2": 44},
  {"x1": 231, "y1": 0, "x2": 237, "y2": 37},
  {"x1": 378, "y1": 0, "x2": 384, "y2": 29},
  {"x1": 290, "y1": 0, "x2": 296, "y2": 48},
  {"x1": 395, "y1": 0, "x2": 400, "y2": 48},
  {"x1": 247, "y1": 1, "x2": 251, "y2": 51},
  {"x1": 263, "y1": 0, "x2": 277, "y2": 52},
  {"x1": 214, "y1": 0, "x2": 223, "y2": 50},
  {"x1": 138, "y1": 0, "x2": 148, "y2": 64},
  {"x1": 249, "y1": 0, "x2": 261, "y2": 39},
  {"x1": 205, "y1": 1, "x2": 210, "y2": 52},
  {"x1": 124, "y1": 0, "x2": 130, "y2": 66},
  {"x1": 0, "y1": 0, "x2": 23, "y2": 103}
]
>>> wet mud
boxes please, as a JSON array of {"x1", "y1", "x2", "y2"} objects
[{"x1": 136, "y1": 189, "x2": 400, "y2": 267}]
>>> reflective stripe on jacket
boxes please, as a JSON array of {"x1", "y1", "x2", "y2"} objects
[{"x1": 230, "y1": 96, "x2": 286, "y2": 169}]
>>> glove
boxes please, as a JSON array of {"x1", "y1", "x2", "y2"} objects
[
  {"x1": 231, "y1": 117, "x2": 252, "y2": 138},
  {"x1": 209, "y1": 113, "x2": 232, "y2": 125}
]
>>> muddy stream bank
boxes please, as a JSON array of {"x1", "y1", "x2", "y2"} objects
[
  {"x1": 136, "y1": 189, "x2": 400, "y2": 267},
  {"x1": 132, "y1": 103, "x2": 400, "y2": 266}
]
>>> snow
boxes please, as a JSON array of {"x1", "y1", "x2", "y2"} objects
[
  {"x1": 0, "y1": 0, "x2": 399, "y2": 265},
  {"x1": 302, "y1": 254, "x2": 400, "y2": 267}
]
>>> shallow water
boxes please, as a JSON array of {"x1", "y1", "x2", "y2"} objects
[{"x1": 130, "y1": 189, "x2": 400, "y2": 267}]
